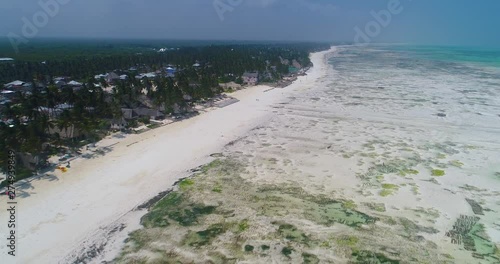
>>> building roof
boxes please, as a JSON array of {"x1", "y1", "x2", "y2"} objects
[
  {"x1": 107, "y1": 72, "x2": 120, "y2": 80},
  {"x1": 95, "y1": 73, "x2": 108, "y2": 79},
  {"x1": 136, "y1": 73, "x2": 156, "y2": 79},
  {"x1": 68, "y1": 81, "x2": 82, "y2": 86},
  {"x1": 4, "y1": 80, "x2": 25, "y2": 87}
]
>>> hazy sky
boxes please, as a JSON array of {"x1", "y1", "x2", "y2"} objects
[{"x1": 1, "y1": 0, "x2": 499, "y2": 46}]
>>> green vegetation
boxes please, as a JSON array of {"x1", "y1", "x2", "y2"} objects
[
  {"x1": 364, "y1": 202, "x2": 386, "y2": 212},
  {"x1": 261, "y1": 245, "x2": 270, "y2": 251},
  {"x1": 351, "y1": 250, "x2": 400, "y2": 264},
  {"x1": 275, "y1": 222, "x2": 310, "y2": 244},
  {"x1": 336, "y1": 235, "x2": 359, "y2": 248},
  {"x1": 141, "y1": 192, "x2": 216, "y2": 228},
  {"x1": 244, "y1": 245, "x2": 254, "y2": 252},
  {"x1": 238, "y1": 219, "x2": 249, "y2": 232},
  {"x1": 449, "y1": 160, "x2": 464, "y2": 168},
  {"x1": 380, "y1": 183, "x2": 400, "y2": 197},
  {"x1": 302, "y1": 252, "x2": 320, "y2": 264},
  {"x1": 437, "y1": 153, "x2": 447, "y2": 159},
  {"x1": 212, "y1": 184, "x2": 222, "y2": 193},
  {"x1": 117, "y1": 157, "x2": 446, "y2": 263},
  {"x1": 281, "y1": 246, "x2": 294, "y2": 257},
  {"x1": 184, "y1": 223, "x2": 227, "y2": 247},
  {"x1": 400, "y1": 218, "x2": 438, "y2": 237},
  {"x1": 342, "y1": 200, "x2": 358, "y2": 210},
  {"x1": 399, "y1": 169, "x2": 419, "y2": 176},
  {"x1": 431, "y1": 169, "x2": 445, "y2": 177},
  {"x1": 179, "y1": 178, "x2": 195, "y2": 190}
]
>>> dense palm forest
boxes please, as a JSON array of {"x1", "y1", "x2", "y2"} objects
[{"x1": 0, "y1": 40, "x2": 330, "y2": 182}]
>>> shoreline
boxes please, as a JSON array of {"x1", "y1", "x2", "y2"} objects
[{"x1": 0, "y1": 48, "x2": 336, "y2": 263}]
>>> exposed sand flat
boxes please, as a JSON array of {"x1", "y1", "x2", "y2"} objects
[
  {"x1": 114, "y1": 46, "x2": 500, "y2": 263},
  {"x1": 0, "y1": 49, "x2": 335, "y2": 264}
]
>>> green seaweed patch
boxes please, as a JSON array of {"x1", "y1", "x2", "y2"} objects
[
  {"x1": 141, "y1": 192, "x2": 216, "y2": 227},
  {"x1": 437, "y1": 153, "x2": 447, "y2": 159},
  {"x1": 379, "y1": 189, "x2": 393, "y2": 197},
  {"x1": 256, "y1": 186, "x2": 377, "y2": 227},
  {"x1": 244, "y1": 245, "x2": 254, "y2": 252},
  {"x1": 449, "y1": 160, "x2": 464, "y2": 168},
  {"x1": 304, "y1": 197, "x2": 376, "y2": 227},
  {"x1": 179, "y1": 178, "x2": 195, "y2": 190},
  {"x1": 208, "y1": 252, "x2": 237, "y2": 264},
  {"x1": 399, "y1": 169, "x2": 419, "y2": 177},
  {"x1": 125, "y1": 230, "x2": 150, "y2": 251},
  {"x1": 212, "y1": 185, "x2": 222, "y2": 193},
  {"x1": 281, "y1": 246, "x2": 294, "y2": 258},
  {"x1": 431, "y1": 169, "x2": 445, "y2": 177},
  {"x1": 183, "y1": 223, "x2": 228, "y2": 247},
  {"x1": 238, "y1": 219, "x2": 249, "y2": 232},
  {"x1": 274, "y1": 222, "x2": 310, "y2": 244},
  {"x1": 351, "y1": 250, "x2": 400, "y2": 264},
  {"x1": 411, "y1": 186, "x2": 420, "y2": 195},
  {"x1": 201, "y1": 159, "x2": 226, "y2": 173},
  {"x1": 168, "y1": 205, "x2": 216, "y2": 226},
  {"x1": 363, "y1": 202, "x2": 386, "y2": 212},
  {"x1": 360, "y1": 152, "x2": 379, "y2": 158},
  {"x1": 382, "y1": 183, "x2": 399, "y2": 190},
  {"x1": 342, "y1": 200, "x2": 357, "y2": 210},
  {"x1": 400, "y1": 218, "x2": 438, "y2": 236},
  {"x1": 342, "y1": 153, "x2": 354, "y2": 159},
  {"x1": 336, "y1": 235, "x2": 359, "y2": 248},
  {"x1": 261, "y1": 245, "x2": 270, "y2": 251},
  {"x1": 380, "y1": 183, "x2": 399, "y2": 197},
  {"x1": 412, "y1": 207, "x2": 440, "y2": 219},
  {"x1": 468, "y1": 223, "x2": 499, "y2": 261},
  {"x1": 302, "y1": 252, "x2": 320, "y2": 264}
]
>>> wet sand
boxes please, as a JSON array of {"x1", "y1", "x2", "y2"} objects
[{"x1": 116, "y1": 47, "x2": 500, "y2": 263}]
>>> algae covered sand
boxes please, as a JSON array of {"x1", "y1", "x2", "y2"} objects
[
  {"x1": 115, "y1": 158, "x2": 453, "y2": 263},
  {"x1": 115, "y1": 46, "x2": 500, "y2": 263}
]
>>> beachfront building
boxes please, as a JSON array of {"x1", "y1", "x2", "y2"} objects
[
  {"x1": 133, "y1": 107, "x2": 165, "y2": 120},
  {"x1": 106, "y1": 72, "x2": 120, "y2": 84},
  {"x1": 4, "y1": 80, "x2": 33, "y2": 93},
  {"x1": 165, "y1": 67, "x2": 177, "y2": 77},
  {"x1": 135, "y1": 72, "x2": 157, "y2": 79},
  {"x1": 120, "y1": 107, "x2": 164, "y2": 120},
  {"x1": 242, "y1": 72, "x2": 259, "y2": 85},
  {"x1": 110, "y1": 117, "x2": 128, "y2": 130},
  {"x1": 67, "y1": 81, "x2": 83, "y2": 91}
]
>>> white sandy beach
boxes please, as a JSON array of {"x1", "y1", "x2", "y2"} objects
[{"x1": 0, "y1": 49, "x2": 335, "y2": 264}]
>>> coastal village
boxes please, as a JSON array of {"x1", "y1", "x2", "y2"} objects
[{"x1": 0, "y1": 46, "x2": 313, "y2": 181}]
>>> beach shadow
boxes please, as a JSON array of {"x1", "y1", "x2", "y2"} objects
[
  {"x1": 42, "y1": 174, "x2": 59, "y2": 182},
  {"x1": 16, "y1": 189, "x2": 32, "y2": 198}
]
